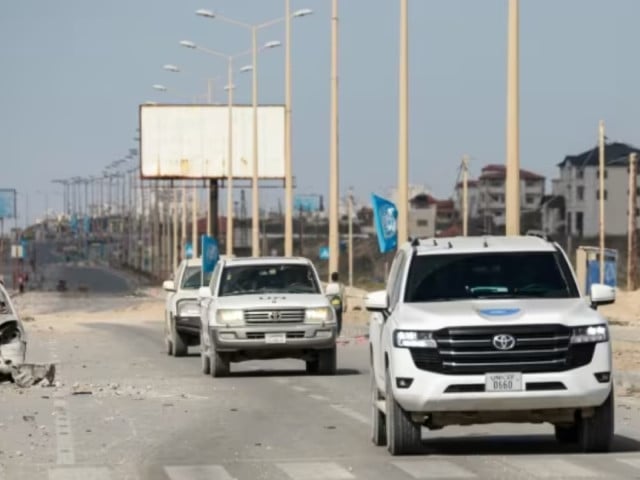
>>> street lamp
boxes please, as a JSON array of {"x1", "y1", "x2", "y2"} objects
[
  {"x1": 195, "y1": 8, "x2": 306, "y2": 257},
  {"x1": 163, "y1": 64, "x2": 222, "y2": 104},
  {"x1": 180, "y1": 39, "x2": 280, "y2": 257}
]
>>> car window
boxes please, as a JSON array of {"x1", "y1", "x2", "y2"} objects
[
  {"x1": 386, "y1": 250, "x2": 405, "y2": 300},
  {"x1": 218, "y1": 264, "x2": 320, "y2": 296},
  {"x1": 209, "y1": 262, "x2": 222, "y2": 296},
  {"x1": 181, "y1": 266, "x2": 210, "y2": 289},
  {"x1": 404, "y1": 251, "x2": 580, "y2": 303}
]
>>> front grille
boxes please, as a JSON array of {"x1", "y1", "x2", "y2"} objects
[
  {"x1": 410, "y1": 324, "x2": 596, "y2": 375},
  {"x1": 246, "y1": 332, "x2": 306, "y2": 340},
  {"x1": 244, "y1": 309, "x2": 305, "y2": 324}
]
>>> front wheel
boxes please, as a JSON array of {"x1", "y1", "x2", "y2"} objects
[
  {"x1": 317, "y1": 347, "x2": 337, "y2": 375},
  {"x1": 385, "y1": 370, "x2": 422, "y2": 455},
  {"x1": 210, "y1": 346, "x2": 230, "y2": 378},
  {"x1": 555, "y1": 425, "x2": 578, "y2": 444},
  {"x1": 578, "y1": 389, "x2": 614, "y2": 453},
  {"x1": 170, "y1": 317, "x2": 188, "y2": 357},
  {"x1": 371, "y1": 370, "x2": 387, "y2": 446}
]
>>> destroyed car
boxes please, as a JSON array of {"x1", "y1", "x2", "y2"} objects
[{"x1": 0, "y1": 282, "x2": 27, "y2": 376}]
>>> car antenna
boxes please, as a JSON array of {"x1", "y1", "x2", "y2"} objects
[
  {"x1": 432, "y1": 239, "x2": 438, "y2": 246},
  {"x1": 448, "y1": 241, "x2": 453, "y2": 249},
  {"x1": 483, "y1": 237, "x2": 489, "y2": 248},
  {"x1": 411, "y1": 237, "x2": 420, "y2": 247}
]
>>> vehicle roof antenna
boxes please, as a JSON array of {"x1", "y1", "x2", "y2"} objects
[
  {"x1": 432, "y1": 239, "x2": 438, "y2": 246},
  {"x1": 411, "y1": 237, "x2": 420, "y2": 247},
  {"x1": 483, "y1": 237, "x2": 489, "y2": 248},
  {"x1": 448, "y1": 241, "x2": 453, "y2": 249}
]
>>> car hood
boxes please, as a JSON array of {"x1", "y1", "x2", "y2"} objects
[
  {"x1": 216, "y1": 293, "x2": 329, "y2": 310},
  {"x1": 393, "y1": 298, "x2": 604, "y2": 330}
]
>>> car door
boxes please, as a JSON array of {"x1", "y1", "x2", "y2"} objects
[
  {"x1": 381, "y1": 251, "x2": 409, "y2": 379},
  {"x1": 372, "y1": 250, "x2": 405, "y2": 387}
]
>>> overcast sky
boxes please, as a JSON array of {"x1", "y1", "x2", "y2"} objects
[{"x1": 1, "y1": 0, "x2": 639, "y2": 225}]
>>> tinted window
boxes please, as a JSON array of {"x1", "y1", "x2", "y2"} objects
[
  {"x1": 218, "y1": 264, "x2": 320, "y2": 297},
  {"x1": 404, "y1": 251, "x2": 579, "y2": 303},
  {"x1": 181, "y1": 267, "x2": 211, "y2": 289}
]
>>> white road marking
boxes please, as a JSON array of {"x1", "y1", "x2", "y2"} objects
[
  {"x1": 330, "y1": 404, "x2": 369, "y2": 425},
  {"x1": 507, "y1": 459, "x2": 599, "y2": 478},
  {"x1": 309, "y1": 394, "x2": 329, "y2": 401},
  {"x1": 48, "y1": 467, "x2": 111, "y2": 480},
  {"x1": 291, "y1": 386, "x2": 308, "y2": 393},
  {"x1": 54, "y1": 399, "x2": 75, "y2": 465},
  {"x1": 618, "y1": 458, "x2": 640, "y2": 470},
  {"x1": 392, "y1": 460, "x2": 477, "y2": 479},
  {"x1": 277, "y1": 462, "x2": 355, "y2": 480},
  {"x1": 164, "y1": 465, "x2": 235, "y2": 480}
]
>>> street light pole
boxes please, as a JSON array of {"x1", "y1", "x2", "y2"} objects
[
  {"x1": 192, "y1": 182, "x2": 198, "y2": 258},
  {"x1": 462, "y1": 154, "x2": 469, "y2": 236},
  {"x1": 505, "y1": 0, "x2": 520, "y2": 236},
  {"x1": 328, "y1": 0, "x2": 340, "y2": 279},
  {"x1": 284, "y1": 0, "x2": 294, "y2": 257},
  {"x1": 397, "y1": 0, "x2": 409, "y2": 247},
  {"x1": 226, "y1": 60, "x2": 235, "y2": 257},
  {"x1": 598, "y1": 120, "x2": 606, "y2": 284},
  {"x1": 251, "y1": 25, "x2": 260, "y2": 257}
]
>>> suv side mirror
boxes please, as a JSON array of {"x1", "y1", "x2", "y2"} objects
[
  {"x1": 590, "y1": 283, "x2": 615, "y2": 308},
  {"x1": 162, "y1": 280, "x2": 176, "y2": 292},
  {"x1": 198, "y1": 286, "x2": 212, "y2": 299},
  {"x1": 365, "y1": 290, "x2": 389, "y2": 312}
]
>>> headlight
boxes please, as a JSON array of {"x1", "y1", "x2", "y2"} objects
[
  {"x1": 177, "y1": 301, "x2": 200, "y2": 317},
  {"x1": 216, "y1": 309, "x2": 244, "y2": 326},
  {"x1": 394, "y1": 330, "x2": 437, "y2": 348},
  {"x1": 305, "y1": 307, "x2": 333, "y2": 324},
  {"x1": 570, "y1": 325, "x2": 608, "y2": 344}
]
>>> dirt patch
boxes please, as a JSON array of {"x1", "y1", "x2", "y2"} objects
[
  {"x1": 601, "y1": 289, "x2": 640, "y2": 326},
  {"x1": 613, "y1": 340, "x2": 640, "y2": 373}
]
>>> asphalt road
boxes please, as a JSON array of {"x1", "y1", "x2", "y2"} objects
[{"x1": 2, "y1": 296, "x2": 640, "y2": 480}]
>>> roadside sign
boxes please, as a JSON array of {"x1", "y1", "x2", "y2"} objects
[
  {"x1": 10, "y1": 245, "x2": 23, "y2": 259},
  {"x1": 201, "y1": 235, "x2": 219, "y2": 274}
]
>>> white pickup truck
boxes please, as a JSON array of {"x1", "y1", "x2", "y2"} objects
[
  {"x1": 367, "y1": 234, "x2": 616, "y2": 455},
  {"x1": 197, "y1": 256, "x2": 338, "y2": 377}
]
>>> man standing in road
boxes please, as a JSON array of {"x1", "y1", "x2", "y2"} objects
[{"x1": 326, "y1": 271, "x2": 346, "y2": 336}]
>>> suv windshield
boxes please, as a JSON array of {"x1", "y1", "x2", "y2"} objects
[
  {"x1": 218, "y1": 264, "x2": 320, "y2": 296},
  {"x1": 181, "y1": 266, "x2": 211, "y2": 290},
  {"x1": 404, "y1": 251, "x2": 579, "y2": 303}
]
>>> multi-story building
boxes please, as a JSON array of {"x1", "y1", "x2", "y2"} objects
[
  {"x1": 455, "y1": 164, "x2": 545, "y2": 229},
  {"x1": 543, "y1": 142, "x2": 640, "y2": 237}
]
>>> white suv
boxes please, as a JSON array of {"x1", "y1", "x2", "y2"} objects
[
  {"x1": 367, "y1": 235, "x2": 616, "y2": 455},
  {"x1": 198, "y1": 256, "x2": 338, "y2": 377}
]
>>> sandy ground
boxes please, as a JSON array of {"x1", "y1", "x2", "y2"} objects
[{"x1": 601, "y1": 289, "x2": 640, "y2": 326}]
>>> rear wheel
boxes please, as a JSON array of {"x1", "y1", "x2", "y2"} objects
[
  {"x1": 305, "y1": 357, "x2": 319, "y2": 374},
  {"x1": 578, "y1": 389, "x2": 614, "y2": 453},
  {"x1": 317, "y1": 347, "x2": 337, "y2": 375},
  {"x1": 385, "y1": 370, "x2": 422, "y2": 455},
  {"x1": 370, "y1": 370, "x2": 387, "y2": 446}
]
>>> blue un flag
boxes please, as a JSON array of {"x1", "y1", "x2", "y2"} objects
[{"x1": 371, "y1": 194, "x2": 398, "y2": 253}]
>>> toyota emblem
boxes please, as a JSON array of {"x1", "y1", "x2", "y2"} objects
[
  {"x1": 492, "y1": 334, "x2": 516, "y2": 351},
  {"x1": 269, "y1": 311, "x2": 281, "y2": 321}
]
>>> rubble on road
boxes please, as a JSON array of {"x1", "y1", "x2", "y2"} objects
[{"x1": 10, "y1": 363, "x2": 56, "y2": 388}]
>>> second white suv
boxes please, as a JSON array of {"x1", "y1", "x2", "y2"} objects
[{"x1": 367, "y1": 235, "x2": 616, "y2": 455}]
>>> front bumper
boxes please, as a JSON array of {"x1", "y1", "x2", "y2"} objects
[
  {"x1": 211, "y1": 324, "x2": 337, "y2": 352},
  {"x1": 389, "y1": 342, "x2": 612, "y2": 413}
]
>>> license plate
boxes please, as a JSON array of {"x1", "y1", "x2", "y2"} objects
[
  {"x1": 265, "y1": 333, "x2": 286, "y2": 344},
  {"x1": 485, "y1": 372, "x2": 523, "y2": 392}
]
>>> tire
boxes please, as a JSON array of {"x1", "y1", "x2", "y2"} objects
[
  {"x1": 200, "y1": 333, "x2": 211, "y2": 375},
  {"x1": 210, "y1": 346, "x2": 230, "y2": 378},
  {"x1": 385, "y1": 370, "x2": 422, "y2": 455},
  {"x1": 555, "y1": 425, "x2": 578, "y2": 444},
  {"x1": 371, "y1": 370, "x2": 387, "y2": 446},
  {"x1": 170, "y1": 317, "x2": 188, "y2": 357},
  {"x1": 317, "y1": 347, "x2": 337, "y2": 375},
  {"x1": 305, "y1": 357, "x2": 319, "y2": 374},
  {"x1": 578, "y1": 389, "x2": 614, "y2": 453},
  {"x1": 165, "y1": 338, "x2": 172, "y2": 356}
]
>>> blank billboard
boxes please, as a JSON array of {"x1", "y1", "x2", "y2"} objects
[
  {"x1": 139, "y1": 104, "x2": 285, "y2": 179},
  {"x1": 0, "y1": 189, "x2": 16, "y2": 219}
]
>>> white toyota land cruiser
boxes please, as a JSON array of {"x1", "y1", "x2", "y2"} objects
[
  {"x1": 198, "y1": 256, "x2": 338, "y2": 377},
  {"x1": 367, "y1": 235, "x2": 616, "y2": 455}
]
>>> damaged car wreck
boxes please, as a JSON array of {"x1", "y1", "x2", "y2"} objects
[{"x1": 0, "y1": 283, "x2": 55, "y2": 387}]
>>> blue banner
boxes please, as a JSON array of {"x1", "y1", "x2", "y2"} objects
[
  {"x1": 201, "y1": 235, "x2": 219, "y2": 274},
  {"x1": 319, "y1": 246, "x2": 329, "y2": 260},
  {"x1": 185, "y1": 242, "x2": 193, "y2": 259},
  {"x1": 587, "y1": 259, "x2": 617, "y2": 290},
  {"x1": 0, "y1": 189, "x2": 16, "y2": 219},
  {"x1": 371, "y1": 194, "x2": 398, "y2": 253},
  {"x1": 70, "y1": 214, "x2": 78, "y2": 234},
  {"x1": 294, "y1": 195, "x2": 321, "y2": 213}
]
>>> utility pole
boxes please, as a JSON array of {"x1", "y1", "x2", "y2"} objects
[
  {"x1": 505, "y1": 0, "x2": 520, "y2": 236},
  {"x1": 251, "y1": 25, "x2": 260, "y2": 257},
  {"x1": 328, "y1": 0, "x2": 340, "y2": 279},
  {"x1": 462, "y1": 155, "x2": 469, "y2": 236},
  {"x1": 181, "y1": 183, "x2": 187, "y2": 262},
  {"x1": 284, "y1": 0, "x2": 294, "y2": 257},
  {"x1": 192, "y1": 182, "x2": 198, "y2": 258},
  {"x1": 598, "y1": 120, "x2": 605, "y2": 284},
  {"x1": 628, "y1": 152, "x2": 637, "y2": 290},
  {"x1": 173, "y1": 187, "x2": 179, "y2": 273},
  {"x1": 397, "y1": 0, "x2": 409, "y2": 246},
  {"x1": 348, "y1": 189, "x2": 354, "y2": 287}
]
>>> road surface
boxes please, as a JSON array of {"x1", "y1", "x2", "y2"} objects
[{"x1": 1, "y1": 280, "x2": 640, "y2": 479}]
